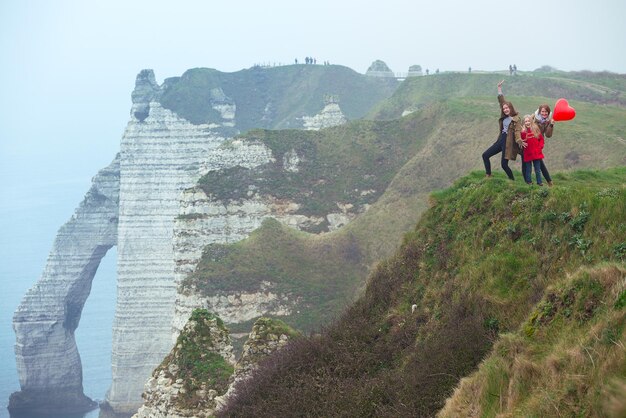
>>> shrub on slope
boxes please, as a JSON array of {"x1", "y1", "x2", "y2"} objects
[{"x1": 218, "y1": 168, "x2": 626, "y2": 417}]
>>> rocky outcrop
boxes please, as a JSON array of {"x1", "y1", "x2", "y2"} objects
[
  {"x1": 9, "y1": 156, "x2": 120, "y2": 416},
  {"x1": 366, "y1": 60, "x2": 395, "y2": 78},
  {"x1": 215, "y1": 317, "x2": 298, "y2": 412},
  {"x1": 133, "y1": 314, "x2": 297, "y2": 418},
  {"x1": 133, "y1": 310, "x2": 235, "y2": 418},
  {"x1": 170, "y1": 139, "x2": 300, "y2": 340},
  {"x1": 407, "y1": 65, "x2": 423, "y2": 77},
  {"x1": 302, "y1": 102, "x2": 347, "y2": 130}
]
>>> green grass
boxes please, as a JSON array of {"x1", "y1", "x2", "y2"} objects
[
  {"x1": 217, "y1": 167, "x2": 626, "y2": 418},
  {"x1": 190, "y1": 93, "x2": 626, "y2": 337},
  {"x1": 370, "y1": 72, "x2": 626, "y2": 120},
  {"x1": 441, "y1": 264, "x2": 626, "y2": 418},
  {"x1": 183, "y1": 218, "x2": 367, "y2": 332},
  {"x1": 159, "y1": 65, "x2": 398, "y2": 129},
  {"x1": 198, "y1": 109, "x2": 432, "y2": 220}
]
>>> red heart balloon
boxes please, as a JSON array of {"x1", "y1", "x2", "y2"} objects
[{"x1": 553, "y1": 98, "x2": 576, "y2": 121}]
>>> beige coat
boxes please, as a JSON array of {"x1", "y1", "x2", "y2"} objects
[{"x1": 498, "y1": 94, "x2": 523, "y2": 161}]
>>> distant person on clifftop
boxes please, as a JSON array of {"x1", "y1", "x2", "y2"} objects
[
  {"x1": 520, "y1": 115, "x2": 546, "y2": 185},
  {"x1": 533, "y1": 103, "x2": 556, "y2": 186},
  {"x1": 482, "y1": 80, "x2": 524, "y2": 180}
]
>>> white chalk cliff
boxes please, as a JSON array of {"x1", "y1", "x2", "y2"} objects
[
  {"x1": 11, "y1": 66, "x2": 382, "y2": 416},
  {"x1": 108, "y1": 70, "x2": 234, "y2": 413},
  {"x1": 10, "y1": 156, "x2": 119, "y2": 415}
]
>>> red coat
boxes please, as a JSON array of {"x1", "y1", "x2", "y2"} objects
[{"x1": 521, "y1": 129, "x2": 544, "y2": 162}]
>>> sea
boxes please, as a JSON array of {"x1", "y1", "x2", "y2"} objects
[{"x1": 0, "y1": 161, "x2": 117, "y2": 418}]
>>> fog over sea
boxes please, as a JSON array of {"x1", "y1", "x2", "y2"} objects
[{"x1": 0, "y1": 157, "x2": 117, "y2": 418}]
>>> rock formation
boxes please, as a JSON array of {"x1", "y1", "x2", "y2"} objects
[
  {"x1": 302, "y1": 102, "x2": 347, "y2": 130},
  {"x1": 9, "y1": 156, "x2": 120, "y2": 415},
  {"x1": 366, "y1": 59, "x2": 395, "y2": 78},
  {"x1": 107, "y1": 70, "x2": 233, "y2": 413},
  {"x1": 12, "y1": 65, "x2": 396, "y2": 416},
  {"x1": 133, "y1": 313, "x2": 297, "y2": 418},
  {"x1": 407, "y1": 64, "x2": 423, "y2": 77},
  {"x1": 215, "y1": 316, "x2": 297, "y2": 411},
  {"x1": 133, "y1": 310, "x2": 235, "y2": 418}
]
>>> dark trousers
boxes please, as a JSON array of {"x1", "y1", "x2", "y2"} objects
[
  {"x1": 523, "y1": 159, "x2": 544, "y2": 184},
  {"x1": 482, "y1": 132, "x2": 514, "y2": 180},
  {"x1": 539, "y1": 160, "x2": 552, "y2": 182},
  {"x1": 523, "y1": 158, "x2": 551, "y2": 183}
]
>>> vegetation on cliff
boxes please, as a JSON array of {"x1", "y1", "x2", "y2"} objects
[
  {"x1": 187, "y1": 71, "x2": 626, "y2": 336},
  {"x1": 184, "y1": 218, "x2": 367, "y2": 333},
  {"x1": 154, "y1": 309, "x2": 234, "y2": 408},
  {"x1": 440, "y1": 264, "x2": 626, "y2": 417},
  {"x1": 197, "y1": 108, "x2": 434, "y2": 222},
  {"x1": 159, "y1": 64, "x2": 398, "y2": 129},
  {"x1": 217, "y1": 168, "x2": 626, "y2": 417}
]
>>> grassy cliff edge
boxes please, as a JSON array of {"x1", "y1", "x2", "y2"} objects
[{"x1": 218, "y1": 168, "x2": 626, "y2": 417}]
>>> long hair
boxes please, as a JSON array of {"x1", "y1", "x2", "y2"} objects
[
  {"x1": 538, "y1": 104, "x2": 551, "y2": 115},
  {"x1": 524, "y1": 114, "x2": 541, "y2": 138},
  {"x1": 501, "y1": 100, "x2": 518, "y2": 117}
]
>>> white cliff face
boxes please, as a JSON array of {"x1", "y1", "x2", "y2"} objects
[
  {"x1": 10, "y1": 156, "x2": 119, "y2": 414},
  {"x1": 302, "y1": 102, "x2": 347, "y2": 131},
  {"x1": 108, "y1": 98, "x2": 232, "y2": 412},
  {"x1": 13, "y1": 67, "x2": 371, "y2": 416}
]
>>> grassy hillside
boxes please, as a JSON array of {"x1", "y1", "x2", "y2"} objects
[
  {"x1": 440, "y1": 264, "x2": 626, "y2": 417},
  {"x1": 158, "y1": 64, "x2": 398, "y2": 129},
  {"x1": 370, "y1": 72, "x2": 625, "y2": 120},
  {"x1": 217, "y1": 168, "x2": 626, "y2": 417},
  {"x1": 197, "y1": 105, "x2": 440, "y2": 224},
  {"x1": 187, "y1": 94, "x2": 626, "y2": 335}
]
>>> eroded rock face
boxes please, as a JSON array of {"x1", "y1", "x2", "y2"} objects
[
  {"x1": 302, "y1": 102, "x2": 347, "y2": 130},
  {"x1": 9, "y1": 156, "x2": 120, "y2": 415},
  {"x1": 366, "y1": 59, "x2": 395, "y2": 78},
  {"x1": 107, "y1": 98, "x2": 231, "y2": 412},
  {"x1": 12, "y1": 66, "x2": 382, "y2": 416},
  {"x1": 214, "y1": 317, "x2": 298, "y2": 412},
  {"x1": 133, "y1": 310, "x2": 235, "y2": 418},
  {"x1": 133, "y1": 314, "x2": 297, "y2": 418}
]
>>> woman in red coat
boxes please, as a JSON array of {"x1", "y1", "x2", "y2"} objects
[{"x1": 520, "y1": 115, "x2": 545, "y2": 185}]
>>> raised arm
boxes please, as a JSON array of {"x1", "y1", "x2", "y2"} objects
[{"x1": 497, "y1": 80, "x2": 505, "y2": 106}]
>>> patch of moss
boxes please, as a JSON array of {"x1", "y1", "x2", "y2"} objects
[{"x1": 161, "y1": 309, "x2": 234, "y2": 403}]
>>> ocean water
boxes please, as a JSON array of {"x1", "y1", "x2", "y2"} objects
[{"x1": 0, "y1": 171, "x2": 117, "y2": 418}]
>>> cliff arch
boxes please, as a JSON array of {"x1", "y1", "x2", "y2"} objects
[{"x1": 9, "y1": 156, "x2": 119, "y2": 415}]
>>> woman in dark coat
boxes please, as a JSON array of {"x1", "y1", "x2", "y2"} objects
[{"x1": 482, "y1": 80, "x2": 525, "y2": 180}]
